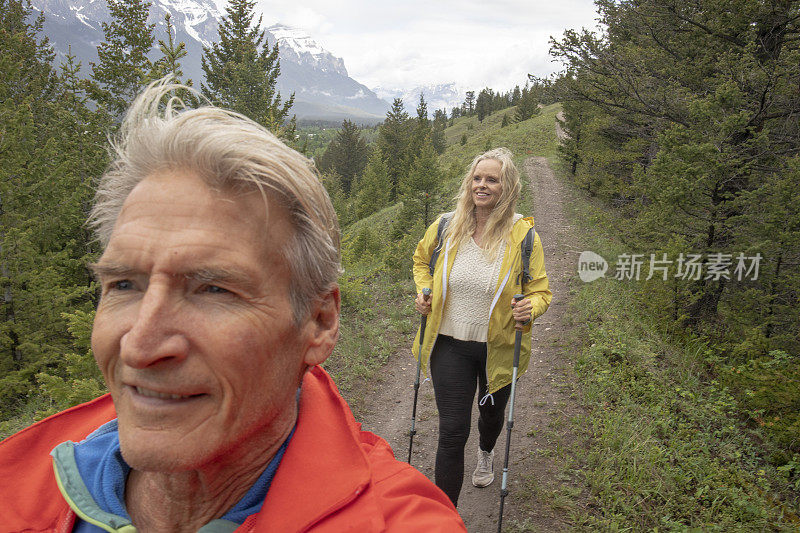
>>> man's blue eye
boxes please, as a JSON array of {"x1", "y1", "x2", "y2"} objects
[
  {"x1": 205, "y1": 285, "x2": 229, "y2": 294},
  {"x1": 113, "y1": 280, "x2": 133, "y2": 290}
]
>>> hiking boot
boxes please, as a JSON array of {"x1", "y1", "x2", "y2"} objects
[{"x1": 472, "y1": 448, "x2": 494, "y2": 487}]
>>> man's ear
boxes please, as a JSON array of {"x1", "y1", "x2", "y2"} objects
[{"x1": 303, "y1": 285, "x2": 341, "y2": 367}]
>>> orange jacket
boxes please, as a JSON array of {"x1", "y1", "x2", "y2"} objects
[{"x1": 0, "y1": 366, "x2": 466, "y2": 532}]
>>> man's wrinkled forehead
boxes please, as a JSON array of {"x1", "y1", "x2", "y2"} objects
[{"x1": 104, "y1": 170, "x2": 293, "y2": 271}]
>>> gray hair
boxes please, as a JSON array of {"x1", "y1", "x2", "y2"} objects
[{"x1": 89, "y1": 78, "x2": 341, "y2": 324}]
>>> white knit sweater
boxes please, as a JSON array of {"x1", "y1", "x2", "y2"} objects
[{"x1": 439, "y1": 237, "x2": 506, "y2": 343}]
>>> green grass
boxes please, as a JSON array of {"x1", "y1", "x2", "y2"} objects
[
  {"x1": 322, "y1": 277, "x2": 415, "y2": 418},
  {"x1": 554, "y1": 163, "x2": 800, "y2": 530},
  {"x1": 342, "y1": 202, "x2": 404, "y2": 242},
  {"x1": 442, "y1": 104, "x2": 561, "y2": 172},
  {"x1": 444, "y1": 105, "x2": 560, "y2": 155}
]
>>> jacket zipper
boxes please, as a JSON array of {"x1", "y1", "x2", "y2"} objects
[{"x1": 484, "y1": 248, "x2": 522, "y2": 397}]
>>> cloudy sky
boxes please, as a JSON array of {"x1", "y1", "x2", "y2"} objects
[{"x1": 239, "y1": 0, "x2": 601, "y2": 92}]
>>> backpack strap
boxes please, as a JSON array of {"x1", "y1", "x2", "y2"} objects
[
  {"x1": 519, "y1": 226, "x2": 536, "y2": 285},
  {"x1": 428, "y1": 212, "x2": 453, "y2": 276},
  {"x1": 429, "y1": 215, "x2": 536, "y2": 284}
]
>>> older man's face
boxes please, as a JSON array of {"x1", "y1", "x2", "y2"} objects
[{"x1": 91, "y1": 170, "x2": 323, "y2": 471}]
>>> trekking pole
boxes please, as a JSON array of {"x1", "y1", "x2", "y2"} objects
[
  {"x1": 408, "y1": 287, "x2": 432, "y2": 464},
  {"x1": 497, "y1": 294, "x2": 527, "y2": 532}
]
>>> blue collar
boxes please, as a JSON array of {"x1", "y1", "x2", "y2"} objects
[{"x1": 52, "y1": 419, "x2": 294, "y2": 531}]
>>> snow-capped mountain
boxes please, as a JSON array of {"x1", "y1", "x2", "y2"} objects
[
  {"x1": 29, "y1": 0, "x2": 388, "y2": 123},
  {"x1": 267, "y1": 24, "x2": 347, "y2": 77},
  {"x1": 374, "y1": 83, "x2": 468, "y2": 116},
  {"x1": 31, "y1": 0, "x2": 220, "y2": 87},
  {"x1": 264, "y1": 24, "x2": 388, "y2": 121}
]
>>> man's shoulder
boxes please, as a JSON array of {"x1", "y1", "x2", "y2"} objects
[
  {"x1": 310, "y1": 368, "x2": 467, "y2": 531},
  {"x1": 0, "y1": 394, "x2": 116, "y2": 529},
  {"x1": 357, "y1": 430, "x2": 467, "y2": 531},
  {"x1": 1, "y1": 394, "x2": 116, "y2": 453},
  {"x1": 258, "y1": 367, "x2": 465, "y2": 532}
]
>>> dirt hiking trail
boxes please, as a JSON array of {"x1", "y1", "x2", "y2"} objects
[{"x1": 360, "y1": 132, "x2": 588, "y2": 531}]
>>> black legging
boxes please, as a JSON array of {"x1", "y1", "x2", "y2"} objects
[{"x1": 429, "y1": 334, "x2": 511, "y2": 506}]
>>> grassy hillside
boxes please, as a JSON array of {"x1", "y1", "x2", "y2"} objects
[
  {"x1": 550, "y1": 174, "x2": 800, "y2": 530},
  {"x1": 443, "y1": 104, "x2": 561, "y2": 164},
  {"x1": 336, "y1": 103, "x2": 559, "y2": 282}
]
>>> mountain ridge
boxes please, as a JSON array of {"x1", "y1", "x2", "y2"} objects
[
  {"x1": 373, "y1": 82, "x2": 468, "y2": 117},
  {"x1": 30, "y1": 0, "x2": 389, "y2": 123}
]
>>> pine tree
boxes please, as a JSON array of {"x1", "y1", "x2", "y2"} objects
[
  {"x1": 512, "y1": 85, "x2": 521, "y2": 105},
  {"x1": 0, "y1": 0, "x2": 107, "y2": 419},
  {"x1": 527, "y1": 76, "x2": 554, "y2": 105},
  {"x1": 398, "y1": 143, "x2": 439, "y2": 231},
  {"x1": 354, "y1": 152, "x2": 391, "y2": 219},
  {"x1": 150, "y1": 13, "x2": 199, "y2": 106},
  {"x1": 320, "y1": 171, "x2": 352, "y2": 226},
  {"x1": 476, "y1": 88, "x2": 493, "y2": 122},
  {"x1": 377, "y1": 98, "x2": 412, "y2": 201},
  {"x1": 87, "y1": 0, "x2": 155, "y2": 118},
  {"x1": 0, "y1": 0, "x2": 54, "y2": 386},
  {"x1": 201, "y1": 0, "x2": 295, "y2": 138},
  {"x1": 515, "y1": 86, "x2": 540, "y2": 122},
  {"x1": 152, "y1": 14, "x2": 189, "y2": 83},
  {"x1": 409, "y1": 93, "x2": 431, "y2": 157},
  {"x1": 416, "y1": 93, "x2": 429, "y2": 125},
  {"x1": 464, "y1": 91, "x2": 476, "y2": 116},
  {"x1": 316, "y1": 120, "x2": 368, "y2": 194},
  {"x1": 431, "y1": 109, "x2": 447, "y2": 154}
]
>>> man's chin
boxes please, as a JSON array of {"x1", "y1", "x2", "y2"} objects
[
  {"x1": 120, "y1": 444, "x2": 185, "y2": 473},
  {"x1": 118, "y1": 428, "x2": 206, "y2": 473}
]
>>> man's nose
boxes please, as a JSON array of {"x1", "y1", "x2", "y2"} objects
[{"x1": 119, "y1": 284, "x2": 189, "y2": 369}]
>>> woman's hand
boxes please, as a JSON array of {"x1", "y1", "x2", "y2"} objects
[
  {"x1": 415, "y1": 291, "x2": 432, "y2": 316},
  {"x1": 511, "y1": 297, "x2": 532, "y2": 330}
]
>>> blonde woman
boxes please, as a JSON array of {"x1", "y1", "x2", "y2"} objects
[{"x1": 411, "y1": 148, "x2": 552, "y2": 506}]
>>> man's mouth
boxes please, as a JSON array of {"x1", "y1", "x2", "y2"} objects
[{"x1": 134, "y1": 386, "x2": 197, "y2": 400}]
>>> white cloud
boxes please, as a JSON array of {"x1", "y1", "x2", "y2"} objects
[
  {"x1": 251, "y1": 0, "x2": 599, "y2": 92},
  {"x1": 277, "y1": 6, "x2": 332, "y2": 35}
]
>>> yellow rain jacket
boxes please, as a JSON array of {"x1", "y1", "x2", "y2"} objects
[{"x1": 412, "y1": 215, "x2": 552, "y2": 394}]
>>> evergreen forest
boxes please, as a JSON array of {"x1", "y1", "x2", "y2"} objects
[{"x1": 1, "y1": 0, "x2": 798, "y2": 529}]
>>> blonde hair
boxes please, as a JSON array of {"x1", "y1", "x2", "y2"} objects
[
  {"x1": 89, "y1": 77, "x2": 341, "y2": 324},
  {"x1": 444, "y1": 147, "x2": 520, "y2": 260}
]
